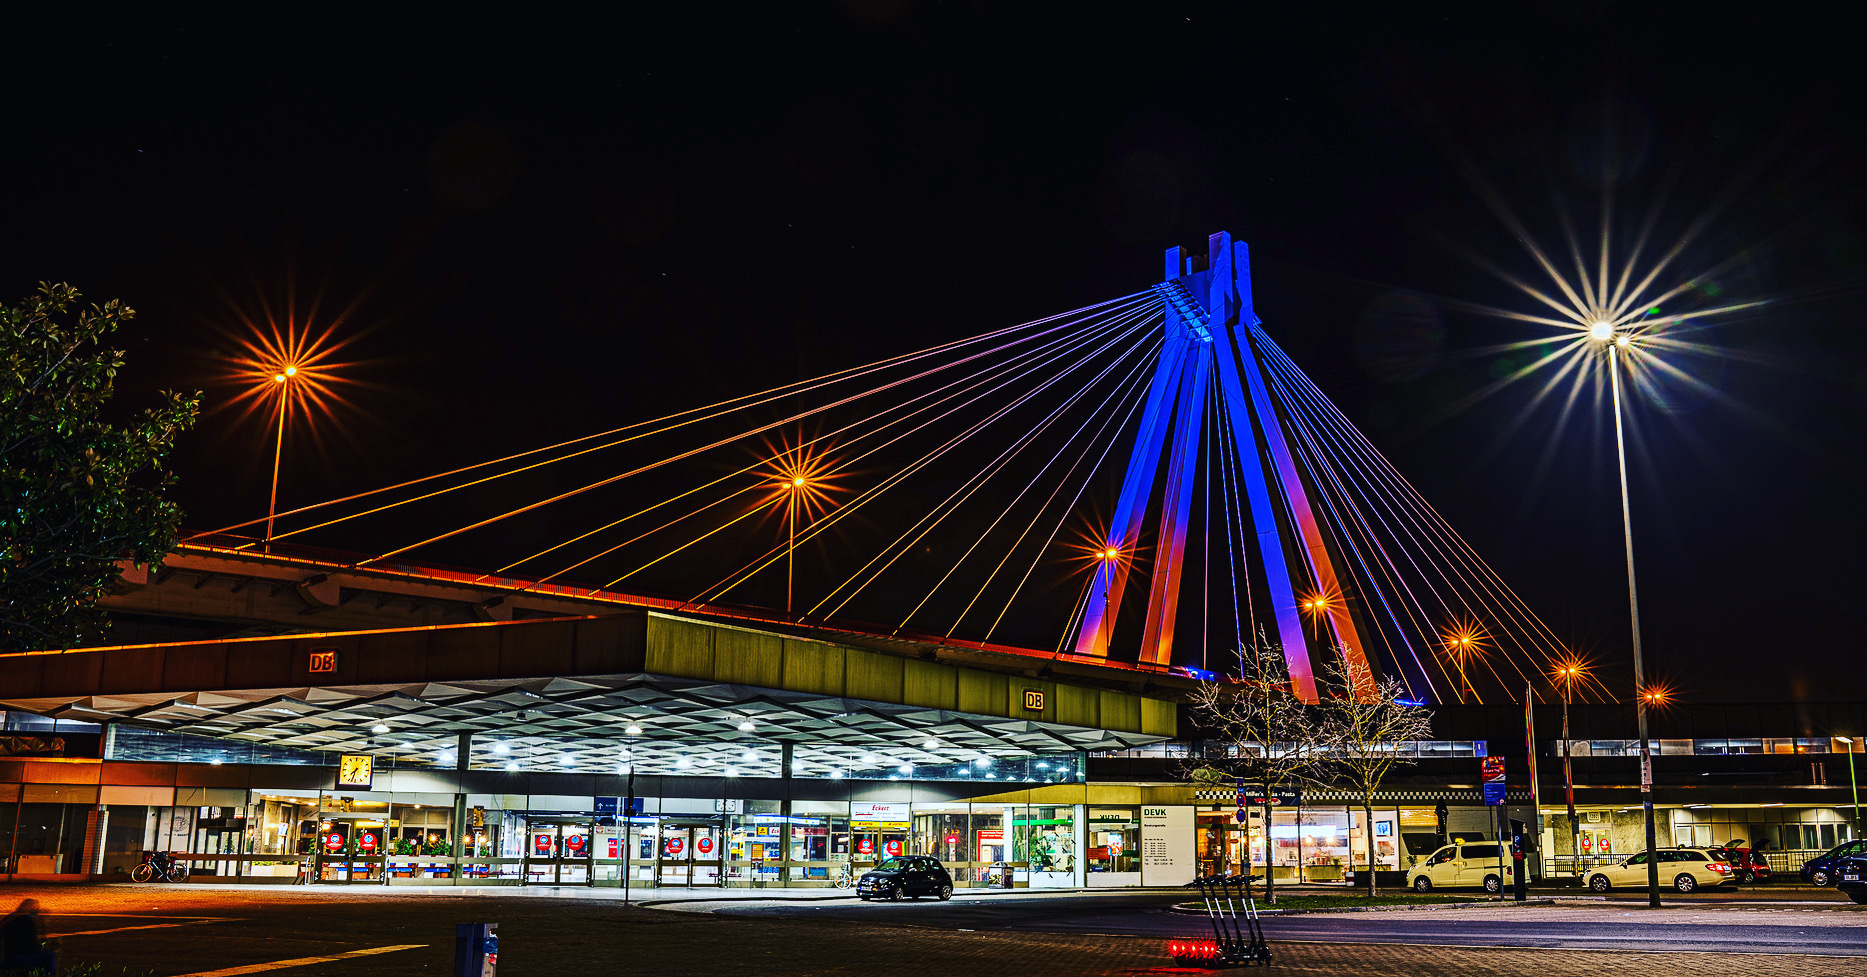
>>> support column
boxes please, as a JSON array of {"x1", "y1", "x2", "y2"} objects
[
  {"x1": 780, "y1": 742, "x2": 794, "y2": 887},
  {"x1": 452, "y1": 732, "x2": 470, "y2": 885}
]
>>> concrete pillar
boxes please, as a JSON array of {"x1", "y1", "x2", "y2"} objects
[
  {"x1": 780, "y1": 742, "x2": 794, "y2": 887},
  {"x1": 452, "y1": 732, "x2": 471, "y2": 884}
]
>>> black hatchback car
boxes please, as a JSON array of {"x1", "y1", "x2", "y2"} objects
[
  {"x1": 856, "y1": 856, "x2": 954, "y2": 901},
  {"x1": 1834, "y1": 855, "x2": 1867, "y2": 904}
]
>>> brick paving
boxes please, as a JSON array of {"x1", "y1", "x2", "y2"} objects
[{"x1": 0, "y1": 885, "x2": 1860, "y2": 976}]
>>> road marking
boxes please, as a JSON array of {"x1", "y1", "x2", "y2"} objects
[
  {"x1": 171, "y1": 944, "x2": 428, "y2": 976},
  {"x1": 61, "y1": 919, "x2": 229, "y2": 937}
]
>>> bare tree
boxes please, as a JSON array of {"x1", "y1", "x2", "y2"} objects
[
  {"x1": 1317, "y1": 651, "x2": 1434, "y2": 897},
  {"x1": 1187, "y1": 632, "x2": 1331, "y2": 903}
]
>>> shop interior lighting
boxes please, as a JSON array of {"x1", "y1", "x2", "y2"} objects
[
  {"x1": 371, "y1": 723, "x2": 390, "y2": 734},
  {"x1": 625, "y1": 724, "x2": 642, "y2": 736},
  {"x1": 504, "y1": 761, "x2": 519, "y2": 771},
  {"x1": 493, "y1": 741, "x2": 510, "y2": 755},
  {"x1": 737, "y1": 717, "x2": 756, "y2": 731}
]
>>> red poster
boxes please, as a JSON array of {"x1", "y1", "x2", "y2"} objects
[
  {"x1": 1581, "y1": 836, "x2": 1592, "y2": 852},
  {"x1": 697, "y1": 837, "x2": 714, "y2": 855},
  {"x1": 1599, "y1": 838, "x2": 1611, "y2": 854},
  {"x1": 566, "y1": 834, "x2": 585, "y2": 855},
  {"x1": 883, "y1": 839, "x2": 902, "y2": 857},
  {"x1": 324, "y1": 832, "x2": 343, "y2": 851},
  {"x1": 534, "y1": 833, "x2": 553, "y2": 855},
  {"x1": 608, "y1": 838, "x2": 620, "y2": 858},
  {"x1": 857, "y1": 838, "x2": 874, "y2": 855},
  {"x1": 360, "y1": 833, "x2": 377, "y2": 852},
  {"x1": 665, "y1": 837, "x2": 685, "y2": 857}
]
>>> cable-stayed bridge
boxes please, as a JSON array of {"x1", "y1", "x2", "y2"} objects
[{"x1": 179, "y1": 232, "x2": 1597, "y2": 707}]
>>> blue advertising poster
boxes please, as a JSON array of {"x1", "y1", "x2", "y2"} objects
[
  {"x1": 595, "y1": 797, "x2": 618, "y2": 818},
  {"x1": 1483, "y1": 782, "x2": 1507, "y2": 806}
]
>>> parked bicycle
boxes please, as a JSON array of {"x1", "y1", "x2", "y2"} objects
[
  {"x1": 833, "y1": 862, "x2": 856, "y2": 888},
  {"x1": 129, "y1": 851, "x2": 189, "y2": 883}
]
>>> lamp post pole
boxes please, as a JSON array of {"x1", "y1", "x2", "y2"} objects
[
  {"x1": 1561, "y1": 671, "x2": 1581, "y2": 880},
  {"x1": 1607, "y1": 341, "x2": 1661, "y2": 908},
  {"x1": 264, "y1": 370, "x2": 292, "y2": 552},
  {"x1": 1840, "y1": 737, "x2": 1861, "y2": 836}
]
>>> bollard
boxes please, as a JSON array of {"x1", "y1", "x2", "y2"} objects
[{"x1": 454, "y1": 922, "x2": 498, "y2": 976}]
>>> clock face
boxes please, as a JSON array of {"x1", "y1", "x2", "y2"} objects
[{"x1": 339, "y1": 755, "x2": 373, "y2": 788}]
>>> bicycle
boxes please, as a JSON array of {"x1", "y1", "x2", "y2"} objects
[
  {"x1": 833, "y1": 862, "x2": 856, "y2": 889},
  {"x1": 129, "y1": 852, "x2": 190, "y2": 883}
]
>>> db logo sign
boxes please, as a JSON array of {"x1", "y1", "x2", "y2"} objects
[
  {"x1": 665, "y1": 837, "x2": 685, "y2": 857},
  {"x1": 884, "y1": 840, "x2": 902, "y2": 857},
  {"x1": 697, "y1": 837, "x2": 714, "y2": 855}
]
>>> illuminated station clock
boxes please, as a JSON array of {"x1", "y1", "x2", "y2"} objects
[{"x1": 338, "y1": 754, "x2": 374, "y2": 789}]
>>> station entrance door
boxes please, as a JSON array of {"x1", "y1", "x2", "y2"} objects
[
  {"x1": 522, "y1": 816, "x2": 596, "y2": 886},
  {"x1": 654, "y1": 818, "x2": 723, "y2": 886}
]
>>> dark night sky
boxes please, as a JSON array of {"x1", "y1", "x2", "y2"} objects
[{"x1": 5, "y1": 6, "x2": 1865, "y2": 700}]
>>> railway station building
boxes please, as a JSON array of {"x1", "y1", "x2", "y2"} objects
[{"x1": 0, "y1": 544, "x2": 1861, "y2": 887}]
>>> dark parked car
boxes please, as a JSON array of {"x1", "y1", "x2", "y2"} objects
[
  {"x1": 1801, "y1": 840, "x2": 1867, "y2": 887},
  {"x1": 1832, "y1": 855, "x2": 1867, "y2": 904},
  {"x1": 1689, "y1": 844, "x2": 1773, "y2": 884},
  {"x1": 856, "y1": 856, "x2": 954, "y2": 901}
]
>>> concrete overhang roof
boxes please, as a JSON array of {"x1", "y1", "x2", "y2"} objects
[{"x1": 1, "y1": 613, "x2": 1177, "y2": 774}]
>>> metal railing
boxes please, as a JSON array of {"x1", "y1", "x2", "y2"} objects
[{"x1": 1542, "y1": 849, "x2": 1826, "y2": 878}]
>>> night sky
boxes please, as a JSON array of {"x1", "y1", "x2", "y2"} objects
[{"x1": 5, "y1": 7, "x2": 1864, "y2": 700}]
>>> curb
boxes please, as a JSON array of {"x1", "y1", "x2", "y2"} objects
[{"x1": 1169, "y1": 898, "x2": 1558, "y2": 917}]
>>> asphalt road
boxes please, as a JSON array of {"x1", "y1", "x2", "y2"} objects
[
  {"x1": 699, "y1": 888, "x2": 1867, "y2": 956},
  {"x1": 2, "y1": 883, "x2": 1862, "y2": 976}
]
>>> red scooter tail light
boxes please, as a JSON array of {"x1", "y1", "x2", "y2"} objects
[{"x1": 1168, "y1": 939, "x2": 1221, "y2": 961}]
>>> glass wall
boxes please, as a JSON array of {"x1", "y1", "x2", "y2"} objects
[{"x1": 1085, "y1": 806, "x2": 1139, "y2": 882}]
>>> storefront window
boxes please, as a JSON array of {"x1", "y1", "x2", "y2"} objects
[
  {"x1": 1348, "y1": 808, "x2": 1401, "y2": 873},
  {"x1": 1085, "y1": 806, "x2": 1139, "y2": 877},
  {"x1": 1020, "y1": 805, "x2": 1079, "y2": 887},
  {"x1": 912, "y1": 804, "x2": 970, "y2": 874},
  {"x1": 849, "y1": 801, "x2": 912, "y2": 866}
]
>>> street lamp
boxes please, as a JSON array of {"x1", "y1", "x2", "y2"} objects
[
  {"x1": 263, "y1": 364, "x2": 302, "y2": 552},
  {"x1": 1591, "y1": 321, "x2": 1663, "y2": 908},
  {"x1": 1839, "y1": 737, "x2": 1862, "y2": 837},
  {"x1": 1099, "y1": 546, "x2": 1120, "y2": 656},
  {"x1": 1441, "y1": 621, "x2": 1485, "y2": 705},
  {"x1": 1553, "y1": 659, "x2": 1588, "y2": 879},
  {"x1": 784, "y1": 474, "x2": 812, "y2": 614}
]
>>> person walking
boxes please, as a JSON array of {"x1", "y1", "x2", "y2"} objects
[{"x1": 1, "y1": 899, "x2": 57, "y2": 975}]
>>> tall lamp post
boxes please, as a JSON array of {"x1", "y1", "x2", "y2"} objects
[
  {"x1": 264, "y1": 365, "x2": 299, "y2": 552},
  {"x1": 1556, "y1": 663, "x2": 1583, "y2": 879},
  {"x1": 1592, "y1": 321, "x2": 1662, "y2": 908},
  {"x1": 1839, "y1": 737, "x2": 1862, "y2": 837}
]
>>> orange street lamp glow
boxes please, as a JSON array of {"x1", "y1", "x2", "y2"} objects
[
  {"x1": 759, "y1": 439, "x2": 842, "y2": 616},
  {"x1": 1440, "y1": 619, "x2": 1489, "y2": 704},
  {"x1": 223, "y1": 312, "x2": 358, "y2": 553}
]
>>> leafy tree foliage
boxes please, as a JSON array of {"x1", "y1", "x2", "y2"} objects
[{"x1": 2, "y1": 284, "x2": 200, "y2": 651}]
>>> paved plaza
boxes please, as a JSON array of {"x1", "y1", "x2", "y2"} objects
[{"x1": 2, "y1": 883, "x2": 1862, "y2": 976}]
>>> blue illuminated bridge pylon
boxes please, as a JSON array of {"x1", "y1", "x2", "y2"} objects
[
  {"x1": 1069, "y1": 232, "x2": 1371, "y2": 703},
  {"x1": 193, "y1": 229, "x2": 1600, "y2": 709}
]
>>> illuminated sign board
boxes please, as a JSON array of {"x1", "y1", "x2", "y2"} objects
[
  {"x1": 1023, "y1": 689, "x2": 1045, "y2": 711},
  {"x1": 309, "y1": 648, "x2": 338, "y2": 673}
]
